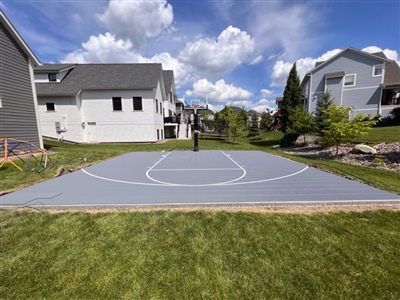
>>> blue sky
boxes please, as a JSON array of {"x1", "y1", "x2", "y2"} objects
[{"x1": 1, "y1": 0, "x2": 399, "y2": 112}]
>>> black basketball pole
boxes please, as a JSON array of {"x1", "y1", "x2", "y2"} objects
[{"x1": 193, "y1": 110, "x2": 199, "y2": 151}]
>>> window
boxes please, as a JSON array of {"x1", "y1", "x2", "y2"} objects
[
  {"x1": 133, "y1": 97, "x2": 142, "y2": 111},
  {"x1": 156, "y1": 99, "x2": 159, "y2": 113},
  {"x1": 373, "y1": 64, "x2": 383, "y2": 76},
  {"x1": 344, "y1": 74, "x2": 355, "y2": 86},
  {"x1": 48, "y1": 73, "x2": 57, "y2": 82},
  {"x1": 160, "y1": 102, "x2": 162, "y2": 114},
  {"x1": 46, "y1": 103, "x2": 55, "y2": 111},
  {"x1": 112, "y1": 97, "x2": 122, "y2": 111}
]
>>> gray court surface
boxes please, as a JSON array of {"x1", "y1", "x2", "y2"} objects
[{"x1": 1, "y1": 150, "x2": 399, "y2": 209}]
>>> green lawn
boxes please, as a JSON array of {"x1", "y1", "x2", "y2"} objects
[
  {"x1": 354, "y1": 124, "x2": 400, "y2": 144},
  {"x1": 1, "y1": 210, "x2": 399, "y2": 299}
]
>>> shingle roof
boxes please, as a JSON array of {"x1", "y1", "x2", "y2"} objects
[
  {"x1": 163, "y1": 70, "x2": 174, "y2": 92},
  {"x1": 34, "y1": 64, "x2": 76, "y2": 72},
  {"x1": 372, "y1": 52, "x2": 400, "y2": 87},
  {"x1": 36, "y1": 63, "x2": 163, "y2": 96}
]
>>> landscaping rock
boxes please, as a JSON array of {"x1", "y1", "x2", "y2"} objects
[{"x1": 351, "y1": 144, "x2": 377, "y2": 154}]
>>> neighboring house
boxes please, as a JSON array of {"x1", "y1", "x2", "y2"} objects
[
  {"x1": 302, "y1": 47, "x2": 400, "y2": 118},
  {"x1": 34, "y1": 63, "x2": 174, "y2": 143},
  {"x1": 0, "y1": 10, "x2": 43, "y2": 148},
  {"x1": 162, "y1": 70, "x2": 179, "y2": 138}
]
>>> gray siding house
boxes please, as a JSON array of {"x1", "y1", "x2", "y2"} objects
[
  {"x1": 0, "y1": 10, "x2": 43, "y2": 148},
  {"x1": 302, "y1": 47, "x2": 400, "y2": 118}
]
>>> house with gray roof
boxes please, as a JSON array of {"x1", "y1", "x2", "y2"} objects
[
  {"x1": 34, "y1": 63, "x2": 176, "y2": 143},
  {"x1": 302, "y1": 47, "x2": 400, "y2": 118},
  {"x1": 0, "y1": 10, "x2": 43, "y2": 148}
]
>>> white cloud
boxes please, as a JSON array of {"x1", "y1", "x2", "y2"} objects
[
  {"x1": 362, "y1": 46, "x2": 400, "y2": 64},
  {"x1": 248, "y1": 2, "x2": 322, "y2": 61},
  {"x1": 61, "y1": 32, "x2": 141, "y2": 63},
  {"x1": 270, "y1": 48, "x2": 343, "y2": 87},
  {"x1": 250, "y1": 55, "x2": 263, "y2": 65},
  {"x1": 250, "y1": 98, "x2": 276, "y2": 113},
  {"x1": 260, "y1": 89, "x2": 273, "y2": 97},
  {"x1": 179, "y1": 26, "x2": 255, "y2": 75},
  {"x1": 98, "y1": 0, "x2": 173, "y2": 48},
  {"x1": 187, "y1": 79, "x2": 253, "y2": 107}
]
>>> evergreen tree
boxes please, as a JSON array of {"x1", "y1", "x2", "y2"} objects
[
  {"x1": 260, "y1": 109, "x2": 274, "y2": 130},
  {"x1": 315, "y1": 90, "x2": 334, "y2": 134},
  {"x1": 280, "y1": 63, "x2": 303, "y2": 133},
  {"x1": 248, "y1": 113, "x2": 260, "y2": 137},
  {"x1": 287, "y1": 107, "x2": 316, "y2": 144}
]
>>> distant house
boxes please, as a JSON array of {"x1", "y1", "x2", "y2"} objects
[
  {"x1": 0, "y1": 10, "x2": 43, "y2": 148},
  {"x1": 302, "y1": 47, "x2": 400, "y2": 118},
  {"x1": 34, "y1": 63, "x2": 176, "y2": 143},
  {"x1": 162, "y1": 70, "x2": 179, "y2": 138}
]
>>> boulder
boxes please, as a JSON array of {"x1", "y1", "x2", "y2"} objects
[{"x1": 351, "y1": 144, "x2": 377, "y2": 154}]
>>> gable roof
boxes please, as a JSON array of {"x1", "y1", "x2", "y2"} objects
[
  {"x1": 372, "y1": 52, "x2": 400, "y2": 87},
  {"x1": 0, "y1": 10, "x2": 41, "y2": 66},
  {"x1": 163, "y1": 70, "x2": 174, "y2": 93},
  {"x1": 310, "y1": 47, "x2": 392, "y2": 75},
  {"x1": 35, "y1": 64, "x2": 76, "y2": 72},
  {"x1": 35, "y1": 63, "x2": 163, "y2": 96}
]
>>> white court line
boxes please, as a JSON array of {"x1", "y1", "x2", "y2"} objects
[
  {"x1": 145, "y1": 151, "x2": 247, "y2": 186},
  {"x1": 82, "y1": 151, "x2": 309, "y2": 187},
  {"x1": 151, "y1": 168, "x2": 241, "y2": 171}
]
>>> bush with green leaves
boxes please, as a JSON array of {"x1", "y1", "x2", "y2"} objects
[
  {"x1": 389, "y1": 107, "x2": 400, "y2": 121},
  {"x1": 279, "y1": 132, "x2": 300, "y2": 147},
  {"x1": 287, "y1": 107, "x2": 316, "y2": 144},
  {"x1": 321, "y1": 104, "x2": 377, "y2": 157}
]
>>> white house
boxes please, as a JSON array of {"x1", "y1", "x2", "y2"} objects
[{"x1": 34, "y1": 63, "x2": 177, "y2": 143}]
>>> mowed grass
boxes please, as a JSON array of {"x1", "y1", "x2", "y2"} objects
[{"x1": 1, "y1": 210, "x2": 400, "y2": 299}]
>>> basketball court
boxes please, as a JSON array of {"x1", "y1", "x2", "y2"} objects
[{"x1": 1, "y1": 150, "x2": 398, "y2": 209}]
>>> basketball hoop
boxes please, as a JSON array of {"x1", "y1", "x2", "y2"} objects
[{"x1": 192, "y1": 104, "x2": 199, "y2": 115}]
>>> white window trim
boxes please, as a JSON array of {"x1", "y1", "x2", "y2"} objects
[
  {"x1": 372, "y1": 64, "x2": 383, "y2": 77},
  {"x1": 343, "y1": 74, "x2": 356, "y2": 87}
]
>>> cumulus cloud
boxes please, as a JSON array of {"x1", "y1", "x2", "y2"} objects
[
  {"x1": 250, "y1": 98, "x2": 276, "y2": 113},
  {"x1": 98, "y1": 0, "x2": 173, "y2": 48},
  {"x1": 260, "y1": 89, "x2": 273, "y2": 97},
  {"x1": 62, "y1": 32, "x2": 141, "y2": 63},
  {"x1": 61, "y1": 33, "x2": 193, "y2": 88},
  {"x1": 179, "y1": 26, "x2": 255, "y2": 75},
  {"x1": 187, "y1": 79, "x2": 253, "y2": 107},
  {"x1": 270, "y1": 48, "x2": 343, "y2": 87}
]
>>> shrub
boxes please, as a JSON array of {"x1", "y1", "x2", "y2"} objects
[
  {"x1": 389, "y1": 107, "x2": 400, "y2": 120},
  {"x1": 279, "y1": 132, "x2": 300, "y2": 147}
]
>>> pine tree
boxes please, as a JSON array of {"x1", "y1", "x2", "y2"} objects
[
  {"x1": 315, "y1": 90, "x2": 334, "y2": 134},
  {"x1": 259, "y1": 109, "x2": 274, "y2": 130},
  {"x1": 248, "y1": 113, "x2": 260, "y2": 137},
  {"x1": 287, "y1": 107, "x2": 316, "y2": 144},
  {"x1": 280, "y1": 63, "x2": 303, "y2": 133}
]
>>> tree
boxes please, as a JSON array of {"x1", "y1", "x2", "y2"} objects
[
  {"x1": 321, "y1": 104, "x2": 377, "y2": 157},
  {"x1": 237, "y1": 107, "x2": 248, "y2": 129},
  {"x1": 287, "y1": 107, "x2": 316, "y2": 144},
  {"x1": 214, "y1": 111, "x2": 228, "y2": 133},
  {"x1": 248, "y1": 113, "x2": 260, "y2": 137},
  {"x1": 223, "y1": 106, "x2": 246, "y2": 144},
  {"x1": 315, "y1": 90, "x2": 334, "y2": 134},
  {"x1": 259, "y1": 109, "x2": 274, "y2": 130},
  {"x1": 280, "y1": 63, "x2": 303, "y2": 133}
]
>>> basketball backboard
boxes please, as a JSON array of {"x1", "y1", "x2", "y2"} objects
[{"x1": 183, "y1": 94, "x2": 208, "y2": 112}]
